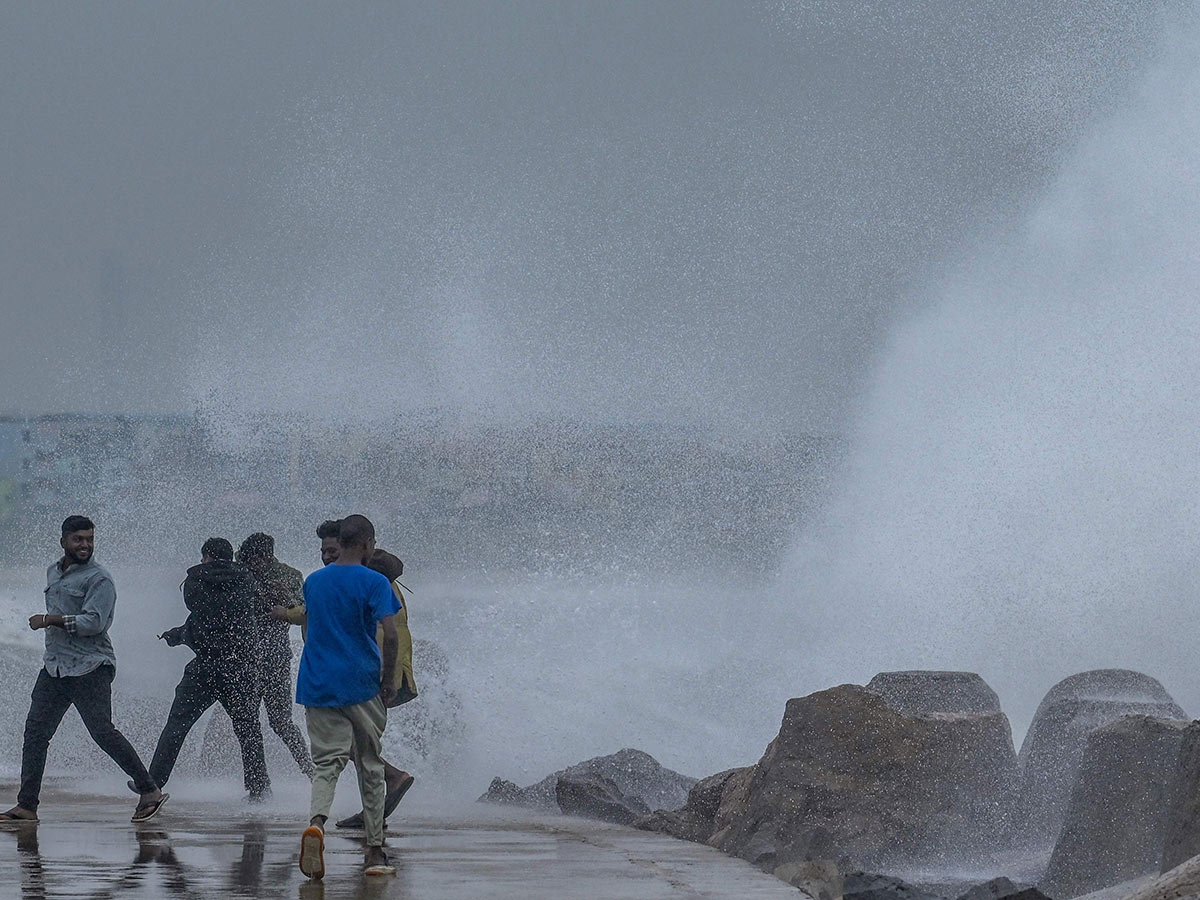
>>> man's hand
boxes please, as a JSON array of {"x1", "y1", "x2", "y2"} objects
[
  {"x1": 269, "y1": 605, "x2": 290, "y2": 622},
  {"x1": 158, "y1": 626, "x2": 185, "y2": 647},
  {"x1": 28, "y1": 614, "x2": 44, "y2": 631},
  {"x1": 380, "y1": 680, "x2": 398, "y2": 705}
]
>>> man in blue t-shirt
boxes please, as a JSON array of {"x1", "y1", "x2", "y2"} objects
[{"x1": 296, "y1": 514, "x2": 400, "y2": 880}]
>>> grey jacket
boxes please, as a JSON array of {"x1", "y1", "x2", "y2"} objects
[{"x1": 43, "y1": 557, "x2": 118, "y2": 677}]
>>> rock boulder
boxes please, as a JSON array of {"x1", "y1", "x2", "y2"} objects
[
  {"x1": 841, "y1": 871, "x2": 943, "y2": 900},
  {"x1": 710, "y1": 682, "x2": 1018, "y2": 872},
  {"x1": 1119, "y1": 853, "x2": 1200, "y2": 900},
  {"x1": 1160, "y1": 720, "x2": 1200, "y2": 872},
  {"x1": 478, "y1": 777, "x2": 525, "y2": 805},
  {"x1": 478, "y1": 748, "x2": 696, "y2": 814},
  {"x1": 633, "y1": 767, "x2": 747, "y2": 843},
  {"x1": 773, "y1": 858, "x2": 843, "y2": 900},
  {"x1": 555, "y1": 772, "x2": 650, "y2": 825},
  {"x1": 954, "y1": 877, "x2": 1047, "y2": 900},
  {"x1": 1017, "y1": 670, "x2": 1185, "y2": 846},
  {"x1": 955, "y1": 883, "x2": 1051, "y2": 900},
  {"x1": 866, "y1": 671, "x2": 1002, "y2": 716},
  {"x1": 1040, "y1": 715, "x2": 1187, "y2": 898}
]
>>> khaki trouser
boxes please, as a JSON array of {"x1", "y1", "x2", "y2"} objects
[{"x1": 305, "y1": 696, "x2": 387, "y2": 846}]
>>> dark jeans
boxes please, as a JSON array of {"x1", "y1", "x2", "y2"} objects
[
  {"x1": 259, "y1": 659, "x2": 314, "y2": 778},
  {"x1": 19, "y1": 665, "x2": 156, "y2": 812},
  {"x1": 150, "y1": 659, "x2": 269, "y2": 795}
]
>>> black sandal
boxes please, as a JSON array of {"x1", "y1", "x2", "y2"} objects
[
  {"x1": 336, "y1": 773, "x2": 415, "y2": 829},
  {"x1": 131, "y1": 792, "x2": 170, "y2": 824}
]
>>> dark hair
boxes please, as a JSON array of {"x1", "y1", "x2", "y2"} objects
[
  {"x1": 238, "y1": 532, "x2": 275, "y2": 562},
  {"x1": 368, "y1": 548, "x2": 404, "y2": 582},
  {"x1": 338, "y1": 514, "x2": 375, "y2": 550},
  {"x1": 201, "y1": 537, "x2": 234, "y2": 561},
  {"x1": 316, "y1": 519, "x2": 342, "y2": 540},
  {"x1": 61, "y1": 515, "x2": 95, "y2": 536}
]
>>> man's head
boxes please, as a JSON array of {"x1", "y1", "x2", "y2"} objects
[
  {"x1": 368, "y1": 548, "x2": 404, "y2": 584},
  {"x1": 60, "y1": 515, "x2": 95, "y2": 565},
  {"x1": 336, "y1": 514, "x2": 376, "y2": 565},
  {"x1": 200, "y1": 537, "x2": 234, "y2": 564},
  {"x1": 237, "y1": 532, "x2": 275, "y2": 574},
  {"x1": 316, "y1": 519, "x2": 342, "y2": 566}
]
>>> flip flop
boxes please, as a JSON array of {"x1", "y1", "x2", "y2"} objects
[
  {"x1": 299, "y1": 824, "x2": 325, "y2": 880},
  {"x1": 131, "y1": 792, "x2": 170, "y2": 824},
  {"x1": 364, "y1": 851, "x2": 396, "y2": 876},
  {"x1": 335, "y1": 773, "x2": 415, "y2": 829}
]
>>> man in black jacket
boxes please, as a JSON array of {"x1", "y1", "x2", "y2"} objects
[{"x1": 144, "y1": 538, "x2": 270, "y2": 800}]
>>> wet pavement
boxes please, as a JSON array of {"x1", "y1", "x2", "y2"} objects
[{"x1": 0, "y1": 783, "x2": 800, "y2": 899}]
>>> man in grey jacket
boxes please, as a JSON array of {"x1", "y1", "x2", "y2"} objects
[{"x1": 0, "y1": 516, "x2": 168, "y2": 824}]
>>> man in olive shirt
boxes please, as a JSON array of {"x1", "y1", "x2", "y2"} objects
[
  {"x1": 0, "y1": 516, "x2": 167, "y2": 823},
  {"x1": 237, "y1": 532, "x2": 315, "y2": 779}
]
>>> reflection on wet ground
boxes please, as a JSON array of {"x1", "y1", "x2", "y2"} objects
[
  {"x1": 0, "y1": 785, "x2": 798, "y2": 899},
  {"x1": 2, "y1": 816, "x2": 311, "y2": 900}
]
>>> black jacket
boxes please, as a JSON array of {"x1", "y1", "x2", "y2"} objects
[{"x1": 170, "y1": 560, "x2": 261, "y2": 674}]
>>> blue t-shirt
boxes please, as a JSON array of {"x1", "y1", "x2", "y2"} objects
[{"x1": 296, "y1": 563, "x2": 401, "y2": 707}]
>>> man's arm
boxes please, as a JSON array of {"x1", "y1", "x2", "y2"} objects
[
  {"x1": 158, "y1": 624, "x2": 189, "y2": 647},
  {"x1": 272, "y1": 571, "x2": 310, "y2": 624},
  {"x1": 378, "y1": 614, "x2": 399, "y2": 704},
  {"x1": 270, "y1": 603, "x2": 307, "y2": 624}
]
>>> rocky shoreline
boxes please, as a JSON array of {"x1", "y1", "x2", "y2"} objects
[{"x1": 480, "y1": 669, "x2": 1200, "y2": 900}]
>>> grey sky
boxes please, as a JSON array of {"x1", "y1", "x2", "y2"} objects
[{"x1": 0, "y1": 1, "x2": 1167, "y2": 431}]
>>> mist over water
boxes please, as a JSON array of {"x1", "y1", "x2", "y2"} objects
[
  {"x1": 2, "y1": 2, "x2": 1164, "y2": 428},
  {"x1": 782, "y1": 13, "x2": 1200, "y2": 741},
  {"x1": 0, "y1": 1, "x2": 1191, "y2": 800}
]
